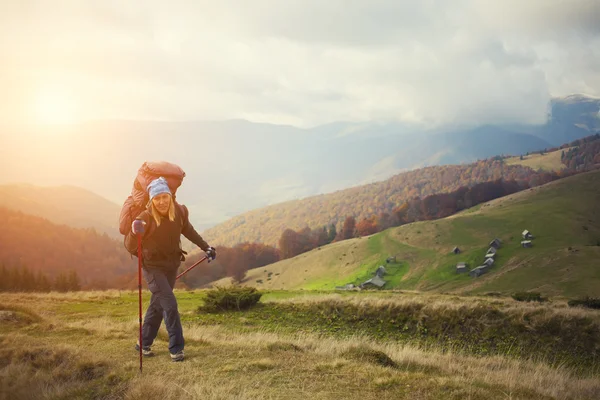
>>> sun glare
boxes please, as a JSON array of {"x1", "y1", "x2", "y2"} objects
[{"x1": 33, "y1": 87, "x2": 78, "y2": 125}]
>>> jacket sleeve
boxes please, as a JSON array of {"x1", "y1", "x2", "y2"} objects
[
  {"x1": 124, "y1": 211, "x2": 151, "y2": 255},
  {"x1": 180, "y1": 204, "x2": 210, "y2": 251}
]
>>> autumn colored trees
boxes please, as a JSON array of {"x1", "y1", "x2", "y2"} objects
[
  {"x1": 204, "y1": 158, "x2": 549, "y2": 246},
  {"x1": 0, "y1": 206, "x2": 281, "y2": 289},
  {"x1": 561, "y1": 134, "x2": 600, "y2": 171},
  {"x1": 276, "y1": 171, "x2": 572, "y2": 260},
  {"x1": 179, "y1": 242, "x2": 280, "y2": 286},
  {"x1": 355, "y1": 216, "x2": 378, "y2": 237},
  {"x1": 271, "y1": 138, "x2": 600, "y2": 262},
  {"x1": 0, "y1": 207, "x2": 132, "y2": 290},
  {"x1": 278, "y1": 225, "x2": 338, "y2": 259}
]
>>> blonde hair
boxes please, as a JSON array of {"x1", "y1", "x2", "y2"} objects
[{"x1": 149, "y1": 195, "x2": 175, "y2": 227}]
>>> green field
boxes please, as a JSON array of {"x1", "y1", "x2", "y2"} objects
[
  {"x1": 222, "y1": 170, "x2": 600, "y2": 297},
  {"x1": 2, "y1": 290, "x2": 599, "y2": 399}
]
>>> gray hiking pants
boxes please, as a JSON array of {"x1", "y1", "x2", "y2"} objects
[{"x1": 141, "y1": 268, "x2": 184, "y2": 354}]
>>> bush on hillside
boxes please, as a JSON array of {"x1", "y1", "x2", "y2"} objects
[
  {"x1": 341, "y1": 345, "x2": 397, "y2": 368},
  {"x1": 568, "y1": 297, "x2": 600, "y2": 310},
  {"x1": 511, "y1": 292, "x2": 548, "y2": 302},
  {"x1": 201, "y1": 286, "x2": 262, "y2": 312}
]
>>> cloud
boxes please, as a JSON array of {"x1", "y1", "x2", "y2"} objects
[{"x1": 0, "y1": 0, "x2": 598, "y2": 127}]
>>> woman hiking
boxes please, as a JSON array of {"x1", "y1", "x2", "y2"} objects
[{"x1": 125, "y1": 176, "x2": 216, "y2": 362}]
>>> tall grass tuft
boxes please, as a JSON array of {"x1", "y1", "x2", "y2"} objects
[
  {"x1": 568, "y1": 297, "x2": 600, "y2": 310},
  {"x1": 342, "y1": 345, "x2": 397, "y2": 368},
  {"x1": 511, "y1": 291, "x2": 548, "y2": 302},
  {"x1": 201, "y1": 286, "x2": 262, "y2": 312}
]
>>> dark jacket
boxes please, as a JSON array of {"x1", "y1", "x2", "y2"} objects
[{"x1": 125, "y1": 203, "x2": 209, "y2": 270}]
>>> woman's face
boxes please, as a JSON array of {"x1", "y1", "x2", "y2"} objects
[{"x1": 152, "y1": 193, "x2": 171, "y2": 216}]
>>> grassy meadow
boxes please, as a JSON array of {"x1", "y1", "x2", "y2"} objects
[
  {"x1": 504, "y1": 148, "x2": 567, "y2": 172},
  {"x1": 224, "y1": 170, "x2": 600, "y2": 297},
  {"x1": 1, "y1": 289, "x2": 600, "y2": 399}
]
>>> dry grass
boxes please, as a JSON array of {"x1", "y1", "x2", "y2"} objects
[
  {"x1": 1, "y1": 292, "x2": 600, "y2": 399},
  {"x1": 0, "y1": 289, "x2": 126, "y2": 301},
  {"x1": 505, "y1": 149, "x2": 568, "y2": 172},
  {"x1": 267, "y1": 292, "x2": 600, "y2": 322}
]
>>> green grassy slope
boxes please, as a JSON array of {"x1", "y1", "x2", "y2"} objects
[{"x1": 222, "y1": 170, "x2": 600, "y2": 297}]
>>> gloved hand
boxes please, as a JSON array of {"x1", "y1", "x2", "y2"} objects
[
  {"x1": 205, "y1": 246, "x2": 216, "y2": 261},
  {"x1": 132, "y1": 219, "x2": 146, "y2": 235}
]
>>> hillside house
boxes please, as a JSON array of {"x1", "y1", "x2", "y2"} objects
[
  {"x1": 375, "y1": 265, "x2": 387, "y2": 277},
  {"x1": 521, "y1": 240, "x2": 533, "y2": 248},
  {"x1": 360, "y1": 275, "x2": 386, "y2": 288},
  {"x1": 469, "y1": 265, "x2": 490, "y2": 278},
  {"x1": 483, "y1": 258, "x2": 494, "y2": 267},
  {"x1": 485, "y1": 251, "x2": 496, "y2": 259},
  {"x1": 522, "y1": 230, "x2": 533, "y2": 239},
  {"x1": 386, "y1": 256, "x2": 396, "y2": 263},
  {"x1": 452, "y1": 246, "x2": 461, "y2": 254},
  {"x1": 487, "y1": 247, "x2": 497, "y2": 255},
  {"x1": 456, "y1": 262, "x2": 468, "y2": 273},
  {"x1": 489, "y1": 238, "x2": 502, "y2": 249}
]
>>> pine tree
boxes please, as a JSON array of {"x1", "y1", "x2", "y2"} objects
[
  {"x1": 12, "y1": 267, "x2": 23, "y2": 292},
  {"x1": 327, "y1": 224, "x2": 337, "y2": 243},
  {"x1": 35, "y1": 270, "x2": 52, "y2": 292},
  {"x1": 54, "y1": 273, "x2": 68, "y2": 292},
  {"x1": 67, "y1": 270, "x2": 81, "y2": 291},
  {"x1": 316, "y1": 226, "x2": 329, "y2": 247},
  {"x1": 340, "y1": 216, "x2": 356, "y2": 240},
  {"x1": 21, "y1": 267, "x2": 34, "y2": 292},
  {"x1": 0, "y1": 264, "x2": 7, "y2": 291}
]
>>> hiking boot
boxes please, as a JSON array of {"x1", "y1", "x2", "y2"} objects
[
  {"x1": 170, "y1": 350, "x2": 184, "y2": 362},
  {"x1": 135, "y1": 341, "x2": 154, "y2": 357}
]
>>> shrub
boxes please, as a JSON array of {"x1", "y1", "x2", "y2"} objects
[
  {"x1": 568, "y1": 297, "x2": 600, "y2": 310},
  {"x1": 341, "y1": 345, "x2": 397, "y2": 368},
  {"x1": 511, "y1": 292, "x2": 548, "y2": 302},
  {"x1": 202, "y1": 286, "x2": 262, "y2": 312}
]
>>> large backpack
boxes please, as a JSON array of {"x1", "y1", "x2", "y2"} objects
[{"x1": 119, "y1": 161, "x2": 186, "y2": 235}]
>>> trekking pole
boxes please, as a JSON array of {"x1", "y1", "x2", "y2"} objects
[
  {"x1": 136, "y1": 233, "x2": 143, "y2": 374},
  {"x1": 176, "y1": 255, "x2": 209, "y2": 281}
]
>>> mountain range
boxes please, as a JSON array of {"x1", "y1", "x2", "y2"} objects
[
  {"x1": 0, "y1": 184, "x2": 120, "y2": 237},
  {"x1": 0, "y1": 94, "x2": 598, "y2": 237}
]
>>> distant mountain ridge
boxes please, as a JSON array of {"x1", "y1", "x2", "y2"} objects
[
  {"x1": 203, "y1": 160, "x2": 540, "y2": 246},
  {"x1": 0, "y1": 184, "x2": 120, "y2": 237},
  {"x1": 1, "y1": 94, "x2": 597, "y2": 233}
]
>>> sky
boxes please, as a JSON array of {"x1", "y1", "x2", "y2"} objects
[{"x1": 1, "y1": 0, "x2": 599, "y2": 128}]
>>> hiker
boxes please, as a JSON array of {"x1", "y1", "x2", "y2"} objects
[{"x1": 125, "y1": 176, "x2": 216, "y2": 362}]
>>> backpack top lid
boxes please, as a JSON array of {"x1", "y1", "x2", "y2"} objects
[
  {"x1": 131, "y1": 161, "x2": 186, "y2": 206},
  {"x1": 119, "y1": 161, "x2": 186, "y2": 235}
]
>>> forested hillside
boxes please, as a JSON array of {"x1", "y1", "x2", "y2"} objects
[
  {"x1": 204, "y1": 160, "x2": 542, "y2": 246},
  {"x1": 1, "y1": 206, "x2": 281, "y2": 290},
  {"x1": 561, "y1": 133, "x2": 600, "y2": 170},
  {"x1": 223, "y1": 170, "x2": 600, "y2": 297},
  {"x1": 0, "y1": 207, "x2": 132, "y2": 289}
]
